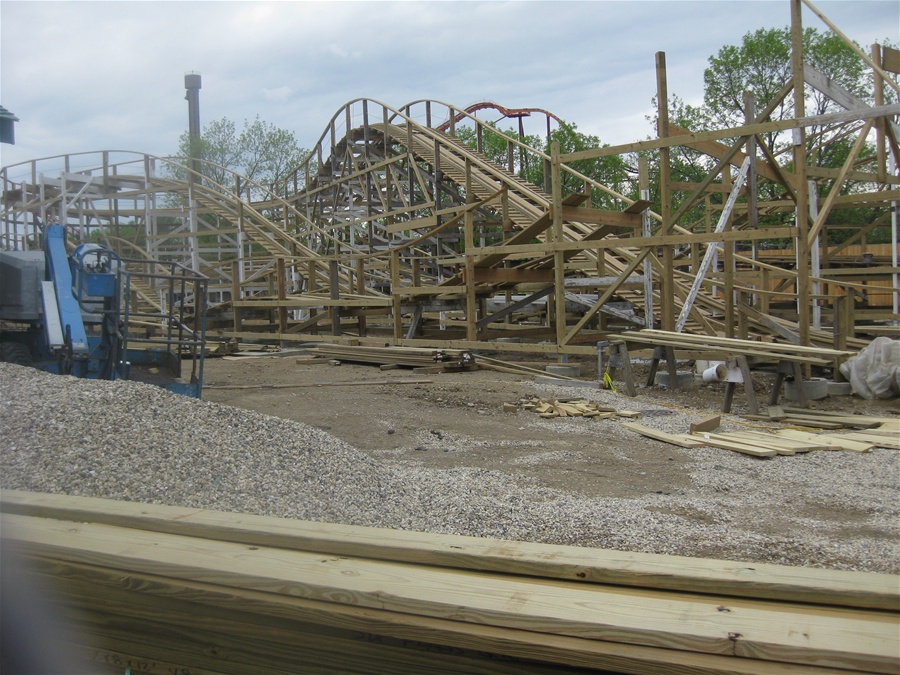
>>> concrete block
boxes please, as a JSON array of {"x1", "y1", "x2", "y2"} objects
[
  {"x1": 785, "y1": 376, "x2": 828, "y2": 401},
  {"x1": 545, "y1": 363, "x2": 582, "y2": 377},
  {"x1": 654, "y1": 370, "x2": 695, "y2": 389},
  {"x1": 826, "y1": 381, "x2": 853, "y2": 397}
]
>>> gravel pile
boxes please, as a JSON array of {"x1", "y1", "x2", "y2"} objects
[{"x1": 2, "y1": 363, "x2": 898, "y2": 574}]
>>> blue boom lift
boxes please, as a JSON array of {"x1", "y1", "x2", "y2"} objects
[{"x1": 0, "y1": 223, "x2": 207, "y2": 397}]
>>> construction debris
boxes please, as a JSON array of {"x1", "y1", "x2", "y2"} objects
[
  {"x1": 313, "y1": 344, "x2": 476, "y2": 370},
  {"x1": 620, "y1": 409, "x2": 899, "y2": 458},
  {"x1": 689, "y1": 414, "x2": 721, "y2": 434},
  {"x1": 515, "y1": 397, "x2": 640, "y2": 420},
  {"x1": 744, "y1": 406, "x2": 897, "y2": 430}
]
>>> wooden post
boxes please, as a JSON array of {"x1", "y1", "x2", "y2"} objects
[
  {"x1": 722, "y1": 165, "x2": 735, "y2": 337},
  {"x1": 551, "y1": 141, "x2": 566, "y2": 351},
  {"x1": 465, "y1": 188, "x2": 477, "y2": 342},
  {"x1": 737, "y1": 291, "x2": 749, "y2": 339},
  {"x1": 329, "y1": 258, "x2": 341, "y2": 337},
  {"x1": 656, "y1": 51, "x2": 675, "y2": 331},
  {"x1": 411, "y1": 257, "x2": 421, "y2": 288},
  {"x1": 276, "y1": 257, "x2": 287, "y2": 335},
  {"x1": 308, "y1": 260, "x2": 319, "y2": 328},
  {"x1": 231, "y1": 259, "x2": 242, "y2": 334},
  {"x1": 872, "y1": 44, "x2": 887, "y2": 184},
  {"x1": 639, "y1": 156, "x2": 654, "y2": 329},
  {"x1": 355, "y1": 257, "x2": 367, "y2": 337},
  {"x1": 791, "y1": 0, "x2": 811, "y2": 352},
  {"x1": 391, "y1": 250, "x2": 402, "y2": 339}
]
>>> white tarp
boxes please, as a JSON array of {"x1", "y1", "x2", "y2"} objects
[{"x1": 839, "y1": 337, "x2": 900, "y2": 400}]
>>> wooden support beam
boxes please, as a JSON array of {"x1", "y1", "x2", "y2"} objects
[
  {"x1": 560, "y1": 206, "x2": 641, "y2": 228},
  {"x1": 675, "y1": 158, "x2": 751, "y2": 333},
  {"x1": 470, "y1": 268, "x2": 554, "y2": 284},
  {"x1": 231, "y1": 259, "x2": 242, "y2": 334}
]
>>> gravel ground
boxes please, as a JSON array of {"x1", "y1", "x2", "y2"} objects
[{"x1": 2, "y1": 362, "x2": 898, "y2": 574}]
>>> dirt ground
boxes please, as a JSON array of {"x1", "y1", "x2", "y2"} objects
[{"x1": 201, "y1": 348, "x2": 899, "y2": 502}]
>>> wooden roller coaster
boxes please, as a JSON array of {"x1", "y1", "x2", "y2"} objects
[{"x1": 1, "y1": 1, "x2": 897, "y2": 364}]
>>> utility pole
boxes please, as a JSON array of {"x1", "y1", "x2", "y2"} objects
[{"x1": 184, "y1": 72, "x2": 202, "y2": 177}]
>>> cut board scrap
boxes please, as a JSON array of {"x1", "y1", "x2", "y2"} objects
[
  {"x1": 689, "y1": 415, "x2": 721, "y2": 434},
  {"x1": 621, "y1": 423, "x2": 707, "y2": 448},
  {"x1": 742, "y1": 413, "x2": 847, "y2": 429},
  {"x1": 781, "y1": 409, "x2": 899, "y2": 429},
  {"x1": 689, "y1": 433, "x2": 778, "y2": 458},
  {"x1": 774, "y1": 429, "x2": 874, "y2": 453},
  {"x1": 730, "y1": 430, "x2": 822, "y2": 452},
  {"x1": 519, "y1": 397, "x2": 622, "y2": 420},
  {"x1": 835, "y1": 431, "x2": 900, "y2": 450}
]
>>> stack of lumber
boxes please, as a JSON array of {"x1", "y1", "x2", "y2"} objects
[
  {"x1": 521, "y1": 397, "x2": 642, "y2": 419},
  {"x1": 609, "y1": 329, "x2": 855, "y2": 365},
  {"x1": 752, "y1": 407, "x2": 900, "y2": 431},
  {"x1": 313, "y1": 344, "x2": 475, "y2": 370},
  {"x1": 623, "y1": 415, "x2": 898, "y2": 457},
  {"x1": 2, "y1": 491, "x2": 898, "y2": 675}
]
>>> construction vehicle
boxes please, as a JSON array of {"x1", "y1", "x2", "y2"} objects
[{"x1": 0, "y1": 223, "x2": 207, "y2": 397}]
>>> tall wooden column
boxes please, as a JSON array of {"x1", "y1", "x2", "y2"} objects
[
  {"x1": 656, "y1": 52, "x2": 675, "y2": 331},
  {"x1": 791, "y1": 0, "x2": 811, "y2": 349},
  {"x1": 551, "y1": 141, "x2": 567, "y2": 352}
]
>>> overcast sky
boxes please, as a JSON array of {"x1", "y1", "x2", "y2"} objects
[{"x1": 1, "y1": 0, "x2": 897, "y2": 177}]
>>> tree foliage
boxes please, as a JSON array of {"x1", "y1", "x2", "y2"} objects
[
  {"x1": 650, "y1": 26, "x2": 893, "y2": 240},
  {"x1": 703, "y1": 27, "x2": 868, "y2": 128},
  {"x1": 454, "y1": 121, "x2": 633, "y2": 209},
  {"x1": 173, "y1": 116, "x2": 309, "y2": 199}
]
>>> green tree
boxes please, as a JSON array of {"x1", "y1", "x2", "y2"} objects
[
  {"x1": 702, "y1": 27, "x2": 868, "y2": 152},
  {"x1": 174, "y1": 116, "x2": 309, "y2": 199},
  {"x1": 654, "y1": 27, "x2": 893, "y2": 239},
  {"x1": 454, "y1": 121, "x2": 632, "y2": 209}
]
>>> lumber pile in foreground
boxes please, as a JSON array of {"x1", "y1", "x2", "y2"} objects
[{"x1": 2, "y1": 491, "x2": 898, "y2": 675}]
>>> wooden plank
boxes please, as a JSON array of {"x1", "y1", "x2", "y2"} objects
[
  {"x1": 46, "y1": 585, "x2": 546, "y2": 675},
  {"x1": 470, "y1": 268, "x2": 554, "y2": 284},
  {"x1": 774, "y1": 429, "x2": 873, "y2": 453},
  {"x1": 731, "y1": 431, "x2": 823, "y2": 453},
  {"x1": 837, "y1": 432, "x2": 900, "y2": 450},
  {"x1": 781, "y1": 408, "x2": 898, "y2": 427},
  {"x1": 623, "y1": 199, "x2": 652, "y2": 214},
  {"x1": 701, "y1": 432, "x2": 797, "y2": 456},
  {"x1": 4, "y1": 492, "x2": 897, "y2": 611},
  {"x1": 882, "y1": 45, "x2": 900, "y2": 74},
  {"x1": 621, "y1": 422, "x2": 707, "y2": 448},
  {"x1": 779, "y1": 417, "x2": 847, "y2": 430},
  {"x1": 634, "y1": 330, "x2": 854, "y2": 358},
  {"x1": 559, "y1": 104, "x2": 900, "y2": 162},
  {"x1": 21, "y1": 559, "x2": 836, "y2": 675},
  {"x1": 204, "y1": 378, "x2": 433, "y2": 391},
  {"x1": 690, "y1": 415, "x2": 721, "y2": 434},
  {"x1": 689, "y1": 433, "x2": 778, "y2": 458},
  {"x1": 5, "y1": 514, "x2": 897, "y2": 673},
  {"x1": 608, "y1": 335, "x2": 836, "y2": 366},
  {"x1": 561, "y1": 206, "x2": 642, "y2": 228}
]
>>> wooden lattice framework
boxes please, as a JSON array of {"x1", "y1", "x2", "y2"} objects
[{"x1": 2, "y1": 0, "x2": 897, "y2": 359}]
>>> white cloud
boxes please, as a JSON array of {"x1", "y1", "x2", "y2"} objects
[
  {"x1": 1, "y1": 0, "x2": 897, "y2": 169},
  {"x1": 262, "y1": 85, "x2": 295, "y2": 103}
]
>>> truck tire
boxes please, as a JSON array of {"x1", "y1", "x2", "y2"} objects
[{"x1": 0, "y1": 342, "x2": 33, "y2": 367}]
